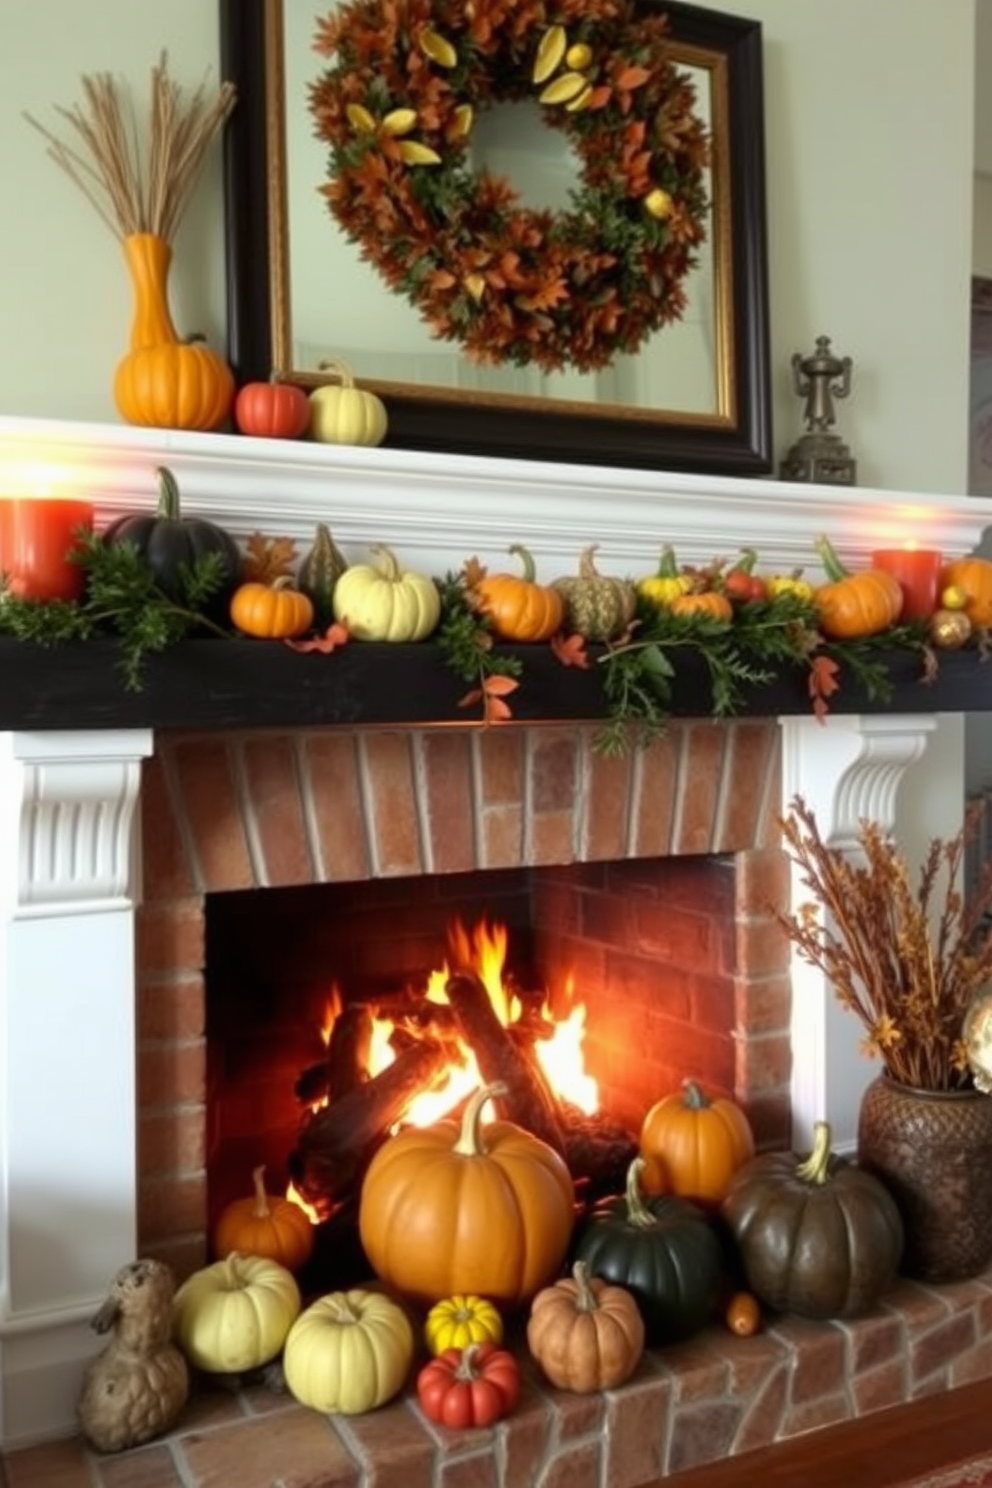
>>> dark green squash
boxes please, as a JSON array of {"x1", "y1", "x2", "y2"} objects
[
  {"x1": 102, "y1": 465, "x2": 242, "y2": 619},
  {"x1": 572, "y1": 1158, "x2": 722, "y2": 1344},
  {"x1": 720, "y1": 1120, "x2": 904, "y2": 1320},
  {"x1": 297, "y1": 522, "x2": 348, "y2": 628}
]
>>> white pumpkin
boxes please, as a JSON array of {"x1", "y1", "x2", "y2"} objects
[
  {"x1": 283, "y1": 1288, "x2": 414, "y2": 1414},
  {"x1": 172, "y1": 1251, "x2": 300, "y2": 1374},
  {"x1": 309, "y1": 357, "x2": 388, "y2": 446},
  {"x1": 332, "y1": 543, "x2": 441, "y2": 641}
]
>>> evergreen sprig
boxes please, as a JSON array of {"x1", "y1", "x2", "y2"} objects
[
  {"x1": 434, "y1": 571, "x2": 523, "y2": 696},
  {"x1": 0, "y1": 531, "x2": 229, "y2": 690}
]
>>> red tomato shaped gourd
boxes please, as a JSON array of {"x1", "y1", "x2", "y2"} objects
[
  {"x1": 416, "y1": 1342, "x2": 520, "y2": 1429},
  {"x1": 234, "y1": 379, "x2": 311, "y2": 439}
]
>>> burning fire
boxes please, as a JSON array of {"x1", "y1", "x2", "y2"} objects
[{"x1": 287, "y1": 917, "x2": 598, "y2": 1219}]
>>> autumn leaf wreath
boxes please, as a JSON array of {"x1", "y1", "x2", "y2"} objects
[{"x1": 308, "y1": 0, "x2": 711, "y2": 374}]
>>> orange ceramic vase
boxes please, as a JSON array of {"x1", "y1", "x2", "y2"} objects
[{"x1": 113, "y1": 232, "x2": 234, "y2": 432}]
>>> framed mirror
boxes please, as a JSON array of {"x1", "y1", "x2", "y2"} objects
[{"x1": 220, "y1": 0, "x2": 771, "y2": 475}]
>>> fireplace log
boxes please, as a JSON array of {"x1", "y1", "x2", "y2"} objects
[
  {"x1": 445, "y1": 969, "x2": 566, "y2": 1155},
  {"x1": 294, "y1": 1002, "x2": 375, "y2": 1107},
  {"x1": 289, "y1": 1036, "x2": 450, "y2": 1209},
  {"x1": 559, "y1": 1102, "x2": 639, "y2": 1203}
]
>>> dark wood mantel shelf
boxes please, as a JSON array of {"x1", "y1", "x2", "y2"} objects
[{"x1": 1, "y1": 637, "x2": 990, "y2": 733}]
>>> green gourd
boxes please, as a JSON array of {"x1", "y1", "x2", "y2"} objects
[
  {"x1": 553, "y1": 546, "x2": 636, "y2": 641},
  {"x1": 572, "y1": 1158, "x2": 722, "y2": 1344},
  {"x1": 297, "y1": 523, "x2": 348, "y2": 628}
]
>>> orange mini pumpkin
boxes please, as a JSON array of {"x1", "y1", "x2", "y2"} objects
[
  {"x1": 230, "y1": 577, "x2": 315, "y2": 639},
  {"x1": 472, "y1": 544, "x2": 565, "y2": 642},
  {"x1": 639, "y1": 1079, "x2": 755, "y2": 1208},
  {"x1": 213, "y1": 1165, "x2": 315, "y2": 1272},
  {"x1": 940, "y1": 556, "x2": 992, "y2": 628},
  {"x1": 813, "y1": 535, "x2": 903, "y2": 638}
]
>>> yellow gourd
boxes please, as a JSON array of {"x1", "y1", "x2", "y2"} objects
[
  {"x1": 172, "y1": 1252, "x2": 301, "y2": 1374},
  {"x1": 309, "y1": 357, "x2": 388, "y2": 446},
  {"x1": 332, "y1": 544, "x2": 441, "y2": 641},
  {"x1": 283, "y1": 1289, "x2": 414, "y2": 1414}
]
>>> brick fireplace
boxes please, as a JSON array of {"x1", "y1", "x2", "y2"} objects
[{"x1": 1, "y1": 415, "x2": 990, "y2": 1457}]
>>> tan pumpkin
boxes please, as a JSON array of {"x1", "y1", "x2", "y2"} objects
[
  {"x1": 212, "y1": 1165, "x2": 315, "y2": 1271},
  {"x1": 472, "y1": 544, "x2": 565, "y2": 642},
  {"x1": 639, "y1": 1079, "x2": 755, "y2": 1208},
  {"x1": 230, "y1": 577, "x2": 315, "y2": 638},
  {"x1": 172, "y1": 1252, "x2": 301, "y2": 1374},
  {"x1": 332, "y1": 543, "x2": 441, "y2": 641},
  {"x1": 358, "y1": 1081, "x2": 575, "y2": 1307},
  {"x1": 527, "y1": 1261, "x2": 644, "y2": 1392},
  {"x1": 282, "y1": 1288, "x2": 414, "y2": 1414},
  {"x1": 309, "y1": 357, "x2": 388, "y2": 446}
]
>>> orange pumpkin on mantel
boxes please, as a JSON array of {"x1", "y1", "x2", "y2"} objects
[
  {"x1": 638, "y1": 1079, "x2": 755, "y2": 1208},
  {"x1": 939, "y1": 555, "x2": 992, "y2": 627},
  {"x1": 212, "y1": 1165, "x2": 315, "y2": 1272}
]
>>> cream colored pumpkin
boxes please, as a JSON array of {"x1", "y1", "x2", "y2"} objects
[
  {"x1": 172, "y1": 1252, "x2": 300, "y2": 1374},
  {"x1": 283, "y1": 1288, "x2": 414, "y2": 1414},
  {"x1": 332, "y1": 543, "x2": 441, "y2": 641},
  {"x1": 309, "y1": 357, "x2": 388, "y2": 446}
]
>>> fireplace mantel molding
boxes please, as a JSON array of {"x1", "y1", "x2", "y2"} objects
[{"x1": 1, "y1": 417, "x2": 991, "y2": 1449}]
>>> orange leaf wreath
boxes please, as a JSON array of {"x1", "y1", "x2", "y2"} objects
[{"x1": 308, "y1": 0, "x2": 710, "y2": 374}]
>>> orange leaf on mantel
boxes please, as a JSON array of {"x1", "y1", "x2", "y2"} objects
[
  {"x1": 808, "y1": 652, "x2": 841, "y2": 721},
  {"x1": 459, "y1": 672, "x2": 519, "y2": 723},
  {"x1": 551, "y1": 632, "x2": 590, "y2": 669},
  {"x1": 284, "y1": 621, "x2": 350, "y2": 654}
]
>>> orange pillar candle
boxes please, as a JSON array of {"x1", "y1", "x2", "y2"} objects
[
  {"x1": 0, "y1": 498, "x2": 95, "y2": 601},
  {"x1": 870, "y1": 546, "x2": 943, "y2": 621}
]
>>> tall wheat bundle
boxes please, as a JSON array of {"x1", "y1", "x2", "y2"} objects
[{"x1": 25, "y1": 51, "x2": 236, "y2": 242}]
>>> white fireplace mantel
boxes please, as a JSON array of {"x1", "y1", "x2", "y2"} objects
[{"x1": 1, "y1": 417, "x2": 991, "y2": 1448}]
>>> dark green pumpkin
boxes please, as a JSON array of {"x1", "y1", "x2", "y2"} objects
[
  {"x1": 102, "y1": 465, "x2": 242, "y2": 618},
  {"x1": 720, "y1": 1120, "x2": 904, "y2": 1320},
  {"x1": 573, "y1": 1158, "x2": 722, "y2": 1343}
]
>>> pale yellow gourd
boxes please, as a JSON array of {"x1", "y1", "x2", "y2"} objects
[
  {"x1": 332, "y1": 543, "x2": 441, "y2": 641},
  {"x1": 309, "y1": 357, "x2": 388, "y2": 446},
  {"x1": 172, "y1": 1252, "x2": 301, "y2": 1374},
  {"x1": 282, "y1": 1288, "x2": 414, "y2": 1414}
]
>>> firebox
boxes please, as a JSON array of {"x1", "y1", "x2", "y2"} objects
[{"x1": 204, "y1": 854, "x2": 741, "y2": 1281}]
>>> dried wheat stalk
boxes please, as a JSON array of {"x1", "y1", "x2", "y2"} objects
[
  {"x1": 24, "y1": 51, "x2": 236, "y2": 242},
  {"x1": 776, "y1": 795, "x2": 992, "y2": 1091}
]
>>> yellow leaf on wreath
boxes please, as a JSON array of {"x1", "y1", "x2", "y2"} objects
[
  {"x1": 397, "y1": 139, "x2": 442, "y2": 165},
  {"x1": 532, "y1": 25, "x2": 567, "y2": 84},
  {"x1": 346, "y1": 102, "x2": 377, "y2": 133},
  {"x1": 419, "y1": 27, "x2": 458, "y2": 67},
  {"x1": 538, "y1": 71, "x2": 589, "y2": 106},
  {"x1": 381, "y1": 107, "x2": 418, "y2": 136}
]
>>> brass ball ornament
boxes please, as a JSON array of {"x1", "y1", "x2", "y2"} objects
[{"x1": 928, "y1": 608, "x2": 972, "y2": 650}]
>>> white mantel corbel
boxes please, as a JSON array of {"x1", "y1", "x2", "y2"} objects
[
  {"x1": 780, "y1": 713, "x2": 945, "y2": 1155},
  {"x1": 0, "y1": 729, "x2": 153, "y2": 1447}
]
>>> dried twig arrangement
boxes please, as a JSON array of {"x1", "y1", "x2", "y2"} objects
[
  {"x1": 24, "y1": 51, "x2": 236, "y2": 242},
  {"x1": 776, "y1": 795, "x2": 992, "y2": 1091}
]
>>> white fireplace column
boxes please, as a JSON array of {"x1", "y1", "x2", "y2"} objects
[{"x1": 0, "y1": 729, "x2": 153, "y2": 1448}]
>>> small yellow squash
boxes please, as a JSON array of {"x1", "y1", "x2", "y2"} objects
[
  {"x1": 283, "y1": 1288, "x2": 414, "y2": 1414},
  {"x1": 172, "y1": 1252, "x2": 301, "y2": 1374},
  {"x1": 332, "y1": 543, "x2": 441, "y2": 641},
  {"x1": 309, "y1": 357, "x2": 388, "y2": 446},
  {"x1": 425, "y1": 1294, "x2": 504, "y2": 1356}
]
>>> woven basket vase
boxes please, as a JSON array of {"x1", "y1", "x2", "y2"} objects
[{"x1": 857, "y1": 1074, "x2": 992, "y2": 1283}]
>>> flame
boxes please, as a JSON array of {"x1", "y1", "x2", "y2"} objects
[
  {"x1": 348, "y1": 917, "x2": 597, "y2": 1127},
  {"x1": 286, "y1": 1179, "x2": 321, "y2": 1223}
]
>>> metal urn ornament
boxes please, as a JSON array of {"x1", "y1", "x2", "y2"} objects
[{"x1": 780, "y1": 336, "x2": 858, "y2": 484}]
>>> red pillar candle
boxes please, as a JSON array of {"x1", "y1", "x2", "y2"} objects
[
  {"x1": 0, "y1": 498, "x2": 95, "y2": 602},
  {"x1": 870, "y1": 546, "x2": 943, "y2": 621}
]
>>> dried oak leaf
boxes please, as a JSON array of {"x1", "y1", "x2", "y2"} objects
[
  {"x1": 807, "y1": 652, "x2": 841, "y2": 721},
  {"x1": 551, "y1": 632, "x2": 590, "y2": 669},
  {"x1": 244, "y1": 532, "x2": 299, "y2": 582},
  {"x1": 284, "y1": 622, "x2": 350, "y2": 654}
]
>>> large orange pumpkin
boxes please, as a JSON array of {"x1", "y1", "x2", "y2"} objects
[
  {"x1": 358, "y1": 1081, "x2": 575, "y2": 1307},
  {"x1": 639, "y1": 1079, "x2": 755, "y2": 1208}
]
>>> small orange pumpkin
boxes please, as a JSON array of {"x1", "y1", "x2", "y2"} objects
[
  {"x1": 639, "y1": 1079, "x2": 755, "y2": 1208},
  {"x1": 813, "y1": 535, "x2": 903, "y2": 638},
  {"x1": 669, "y1": 590, "x2": 734, "y2": 623},
  {"x1": 472, "y1": 544, "x2": 565, "y2": 642},
  {"x1": 212, "y1": 1165, "x2": 315, "y2": 1272},
  {"x1": 230, "y1": 576, "x2": 315, "y2": 638},
  {"x1": 527, "y1": 1260, "x2": 645, "y2": 1392}
]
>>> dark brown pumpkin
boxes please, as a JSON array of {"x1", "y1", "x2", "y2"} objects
[{"x1": 720, "y1": 1120, "x2": 904, "y2": 1320}]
